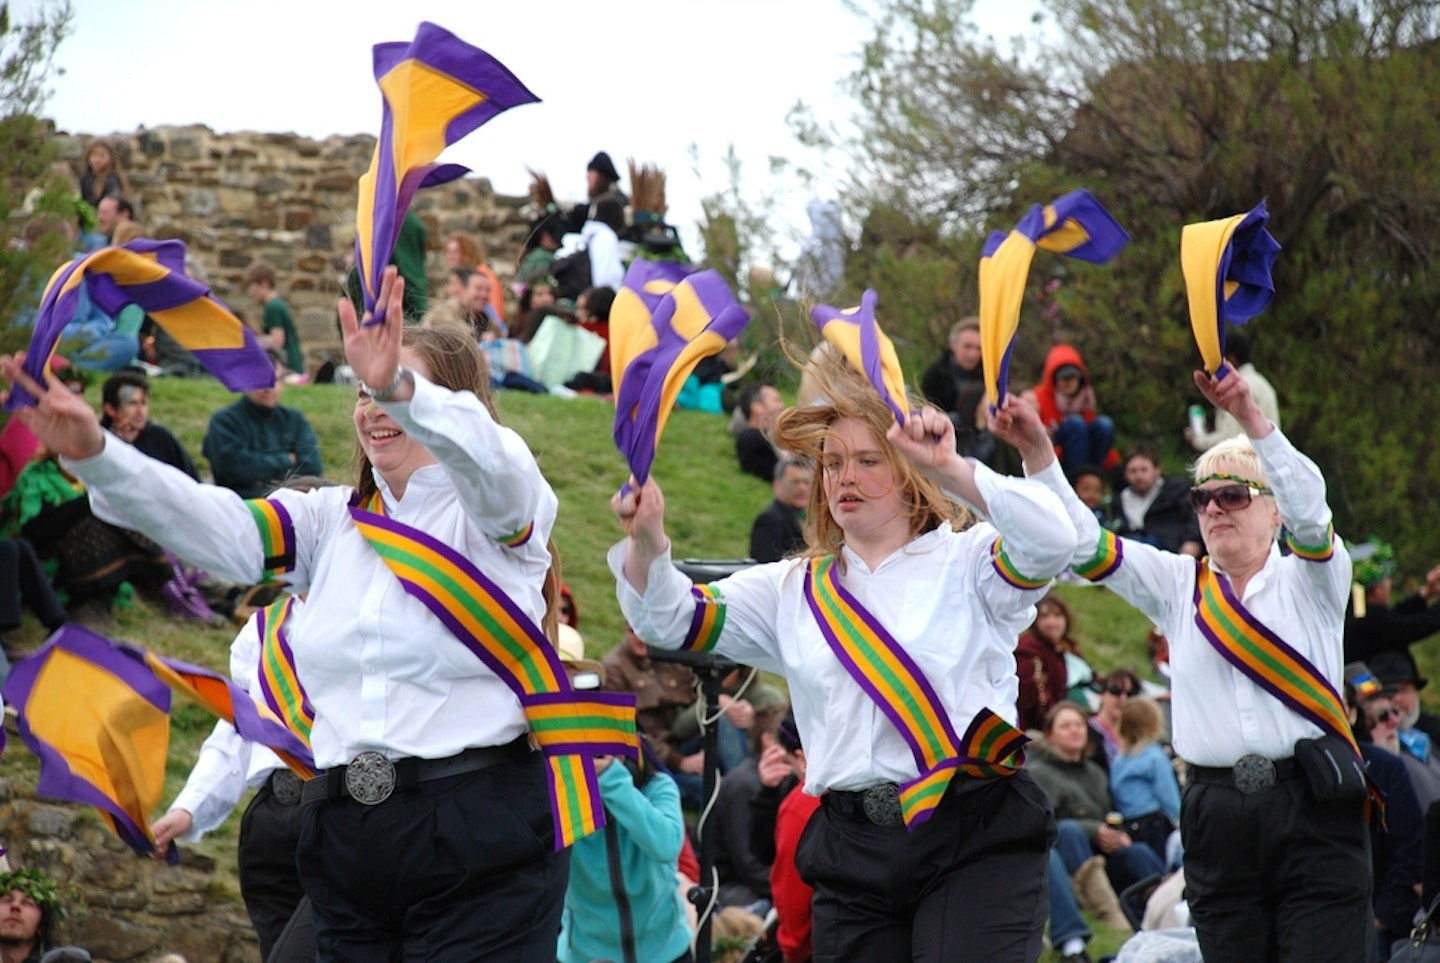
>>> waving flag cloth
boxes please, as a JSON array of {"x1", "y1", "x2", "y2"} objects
[
  {"x1": 811, "y1": 289, "x2": 910, "y2": 424},
  {"x1": 4, "y1": 239, "x2": 274, "y2": 411},
  {"x1": 355, "y1": 22, "x2": 538, "y2": 322},
  {"x1": 1, "y1": 625, "x2": 319, "y2": 863},
  {"x1": 610, "y1": 262, "x2": 749, "y2": 486},
  {"x1": 1180, "y1": 201, "x2": 1282, "y2": 376},
  {"x1": 976, "y1": 190, "x2": 1131, "y2": 408}
]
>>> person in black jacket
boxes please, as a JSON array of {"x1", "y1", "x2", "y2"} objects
[
  {"x1": 919, "y1": 317, "x2": 997, "y2": 465},
  {"x1": 1344, "y1": 538, "x2": 1440, "y2": 665},
  {"x1": 749, "y1": 458, "x2": 810, "y2": 562},
  {"x1": 99, "y1": 371, "x2": 198, "y2": 479},
  {"x1": 1111, "y1": 444, "x2": 1200, "y2": 556}
]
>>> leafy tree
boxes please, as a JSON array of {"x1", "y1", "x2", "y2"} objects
[
  {"x1": 796, "y1": 0, "x2": 1440, "y2": 575},
  {"x1": 0, "y1": 0, "x2": 76, "y2": 353}
]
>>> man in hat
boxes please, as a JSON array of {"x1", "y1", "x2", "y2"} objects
[
  {"x1": 1344, "y1": 538, "x2": 1440, "y2": 664},
  {"x1": 563, "y1": 151, "x2": 628, "y2": 235},
  {"x1": 1370, "y1": 649, "x2": 1440, "y2": 748}
]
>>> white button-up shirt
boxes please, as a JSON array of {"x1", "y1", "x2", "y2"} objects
[
  {"x1": 611, "y1": 461, "x2": 1076, "y2": 794},
  {"x1": 1034, "y1": 429, "x2": 1351, "y2": 766},
  {"x1": 65, "y1": 374, "x2": 557, "y2": 769}
]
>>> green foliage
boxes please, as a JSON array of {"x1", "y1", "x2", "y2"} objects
[
  {"x1": 0, "y1": 0, "x2": 75, "y2": 349},
  {"x1": 799, "y1": 0, "x2": 1440, "y2": 581}
]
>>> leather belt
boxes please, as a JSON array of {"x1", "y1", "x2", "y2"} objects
[
  {"x1": 824, "y1": 783, "x2": 905, "y2": 827},
  {"x1": 300, "y1": 737, "x2": 531, "y2": 807},
  {"x1": 1189, "y1": 754, "x2": 1301, "y2": 794}
]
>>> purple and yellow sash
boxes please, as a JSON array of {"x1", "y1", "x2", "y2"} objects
[
  {"x1": 803, "y1": 556, "x2": 1027, "y2": 828},
  {"x1": 1074, "y1": 529, "x2": 1124, "y2": 582},
  {"x1": 1193, "y1": 561, "x2": 1382, "y2": 815},
  {"x1": 348, "y1": 493, "x2": 638, "y2": 849},
  {"x1": 255, "y1": 597, "x2": 314, "y2": 750}
]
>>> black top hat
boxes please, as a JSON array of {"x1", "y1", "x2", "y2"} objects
[
  {"x1": 587, "y1": 151, "x2": 621, "y2": 184},
  {"x1": 1369, "y1": 649, "x2": 1429, "y2": 691}
]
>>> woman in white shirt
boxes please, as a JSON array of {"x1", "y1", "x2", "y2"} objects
[
  {"x1": 2, "y1": 268, "x2": 568, "y2": 963},
  {"x1": 610, "y1": 353, "x2": 1077, "y2": 962}
]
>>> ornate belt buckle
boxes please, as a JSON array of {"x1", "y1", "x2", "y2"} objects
[
  {"x1": 861, "y1": 783, "x2": 904, "y2": 827},
  {"x1": 1232, "y1": 754, "x2": 1277, "y2": 794},
  {"x1": 344, "y1": 751, "x2": 397, "y2": 805},
  {"x1": 270, "y1": 769, "x2": 302, "y2": 807}
]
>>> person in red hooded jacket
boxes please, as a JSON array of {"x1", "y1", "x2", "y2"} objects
[{"x1": 1031, "y1": 344, "x2": 1118, "y2": 477}]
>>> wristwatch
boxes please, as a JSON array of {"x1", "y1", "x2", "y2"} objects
[{"x1": 358, "y1": 366, "x2": 412, "y2": 402}]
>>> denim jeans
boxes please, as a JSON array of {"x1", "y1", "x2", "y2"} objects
[
  {"x1": 1054, "y1": 818, "x2": 1164, "y2": 894},
  {"x1": 1052, "y1": 414, "x2": 1115, "y2": 476},
  {"x1": 1047, "y1": 847, "x2": 1091, "y2": 945}
]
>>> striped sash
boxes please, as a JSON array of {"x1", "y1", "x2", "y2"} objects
[
  {"x1": 1193, "y1": 560, "x2": 1382, "y2": 815},
  {"x1": 254, "y1": 596, "x2": 314, "y2": 749},
  {"x1": 803, "y1": 555, "x2": 1027, "y2": 829},
  {"x1": 348, "y1": 493, "x2": 638, "y2": 849},
  {"x1": 1074, "y1": 529, "x2": 1124, "y2": 582}
]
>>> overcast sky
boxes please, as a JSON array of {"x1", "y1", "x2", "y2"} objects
[{"x1": 30, "y1": 0, "x2": 1040, "y2": 265}]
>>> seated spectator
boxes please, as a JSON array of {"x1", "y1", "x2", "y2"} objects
[
  {"x1": 1356, "y1": 660, "x2": 1440, "y2": 810},
  {"x1": 67, "y1": 223, "x2": 147, "y2": 374},
  {"x1": 518, "y1": 208, "x2": 565, "y2": 287},
  {"x1": 513, "y1": 275, "x2": 558, "y2": 343},
  {"x1": 1345, "y1": 538, "x2": 1440, "y2": 665},
  {"x1": 1371, "y1": 648, "x2": 1440, "y2": 746},
  {"x1": 712, "y1": 701, "x2": 789, "y2": 911},
  {"x1": 202, "y1": 350, "x2": 323, "y2": 499},
  {"x1": 94, "y1": 195, "x2": 134, "y2": 243},
  {"x1": 1032, "y1": 344, "x2": 1118, "y2": 476},
  {"x1": 1109, "y1": 697, "x2": 1180, "y2": 867},
  {"x1": 1069, "y1": 463, "x2": 1112, "y2": 529},
  {"x1": 78, "y1": 137, "x2": 127, "y2": 210},
  {"x1": 1112, "y1": 445, "x2": 1201, "y2": 556},
  {"x1": 748, "y1": 457, "x2": 810, "y2": 563},
  {"x1": 1028, "y1": 702, "x2": 1163, "y2": 929},
  {"x1": 99, "y1": 372, "x2": 197, "y2": 479},
  {"x1": 441, "y1": 232, "x2": 506, "y2": 322},
  {"x1": 919, "y1": 316, "x2": 997, "y2": 464},
  {"x1": 1344, "y1": 665, "x2": 1424, "y2": 953},
  {"x1": 602, "y1": 626, "x2": 703, "y2": 803},
  {"x1": 462, "y1": 267, "x2": 506, "y2": 339},
  {"x1": 557, "y1": 750, "x2": 692, "y2": 963},
  {"x1": 1087, "y1": 667, "x2": 1142, "y2": 770},
  {"x1": 565, "y1": 285, "x2": 616, "y2": 394},
  {"x1": 243, "y1": 262, "x2": 305, "y2": 379},
  {"x1": 0, "y1": 867, "x2": 89, "y2": 963},
  {"x1": 731, "y1": 382, "x2": 784, "y2": 483},
  {"x1": 1016, "y1": 593, "x2": 1073, "y2": 732},
  {"x1": 748, "y1": 711, "x2": 819, "y2": 963}
]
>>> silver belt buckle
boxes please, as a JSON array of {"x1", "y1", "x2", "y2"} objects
[
  {"x1": 344, "y1": 751, "x2": 397, "y2": 805},
  {"x1": 861, "y1": 783, "x2": 904, "y2": 827},
  {"x1": 1232, "y1": 754, "x2": 1277, "y2": 794},
  {"x1": 270, "y1": 768, "x2": 302, "y2": 807}
]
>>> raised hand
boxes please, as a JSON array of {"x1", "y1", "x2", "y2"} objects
[
  {"x1": 990, "y1": 393, "x2": 1055, "y2": 472},
  {"x1": 1193, "y1": 368, "x2": 1271, "y2": 439},
  {"x1": 885, "y1": 406, "x2": 960, "y2": 482},
  {"x1": 0, "y1": 352, "x2": 105, "y2": 460},
  {"x1": 613, "y1": 475, "x2": 670, "y2": 594},
  {"x1": 339, "y1": 266, "x2": 407, "y2": 392}
]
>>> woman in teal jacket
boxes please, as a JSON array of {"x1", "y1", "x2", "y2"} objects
[{"x1": 558, "y1": 755, "x2": 693, "y2": 963}]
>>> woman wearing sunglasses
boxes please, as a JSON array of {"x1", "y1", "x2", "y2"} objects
[{"x1": 1029, "y1": 368, "x2": 1369, "y2": 963}]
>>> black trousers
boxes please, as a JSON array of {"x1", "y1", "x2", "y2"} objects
[
  {"x1": 266, "y1": 897, "x2": 316, "y2": 963},
  {"x1": 0, "y1": 538, "x2": 67, "y2": 632},
  {"x1": 1181, "y1": 776, "x2": 1374, "y2": 963},
  {"x1": 295, "y1": 751, "x2": 570, "y2": 963},
  {"x1": 238, "y1": 774, "x2": 307, "y2": 962},
  {"x1": 795, "y1": 771, "x2": 1054, "y2": 963}
]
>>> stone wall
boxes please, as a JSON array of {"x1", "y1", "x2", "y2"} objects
[
  {"x1": 54, "y1": 125, "x2": 540, "y2": 368},
  {"x1": 0, "y1": 777, "x2": 256, "y2": 962}
]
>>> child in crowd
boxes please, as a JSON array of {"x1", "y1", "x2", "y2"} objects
[
  {"x1": 243, "y1": 261, "x2": 305, "y2": 379},
  {"x1": 1109, "y1": 696, "x2": 1181, "y2": 867}
]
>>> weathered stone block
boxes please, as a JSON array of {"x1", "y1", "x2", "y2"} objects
[
  {"x1": 26, "y1": 807, "x2": 73, "y2": 839},
  {"x1": 256, "y1": 174, "x2": 291, "y2": 195},
  {"x1": 246, "y1": 209, "x2": 280, "y2": 230},
  {"x1": 70, "y1": 914, "x2": 163, "y2": 961},
  {"x1": 306, "y1": 224, "x2": 332, "y2": 250},
  {"x1": 182, "y1": 188, "x2": 220, "y2": 218},
  {"x1": 218, "y1": 249, "x2": 253, "y2": 269},
  {"x1": 296, "y1": 254, "x2": 328, "y2": 273},
  {"x1": 138, "y1": 130, "x2": 166, "y2": 157},
  {"x1": 313, "y1": 171, "x2": 357, "y2": 192},
  {"x1": 289, "y1": 277, "x2": 317, "y2": 292},
  {"x1": 170, "y1": 135, "x2": 201, "y2": 161},
  {"x1": 283, "y1": 209, "x2": 312, "y2": 231}
]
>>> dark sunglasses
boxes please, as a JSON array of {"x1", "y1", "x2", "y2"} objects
[
  {"x1": 1106, "y1": 684, "x2": 1137, "y2": 697},
  {"x1": 1372, "y1": 707, "x2": 1400, "y2": 724},
  {"x1": 1188, "y1": 484, "x2": 1272, "y2": 512}
]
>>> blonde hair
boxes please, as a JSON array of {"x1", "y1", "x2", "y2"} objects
[
  {"x1": 1118, "y1": 696, "x2": 1165, "y2": 750},
  {"x1": 771, "y1": 345, "x2": 972, "y2": 568},
  {"x1": 1192, "y1": 435, "x2": 1267, "y2": 488}
]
